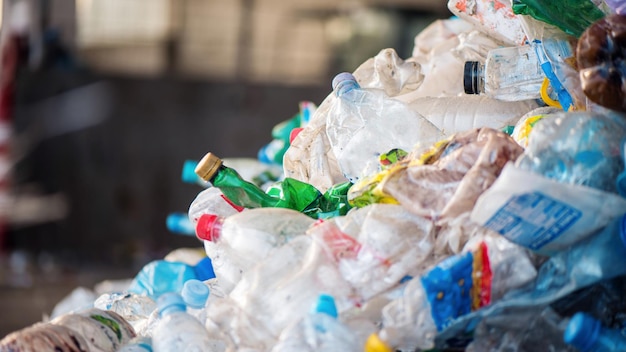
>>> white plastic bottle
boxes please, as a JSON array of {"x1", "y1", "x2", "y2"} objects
[
  {"x1": 463, "y1": 45, "x2": 546, "y2": 101},
  {"x1": 152, "y1": 292, "x2": 221, "y2": 352},
  {"x1": 406, "y1": 95, "x2": 538, "y2": 135},
  {"x1": 196, "y1": 207, "x2": 315, "y2": 293},
  {"x1": 326, "y1": 72, "x2": 444, "y2": 182}
]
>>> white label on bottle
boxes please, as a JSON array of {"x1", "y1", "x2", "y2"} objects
[{"x1": 483, "y1": 191, "x2": 582, "y2": 250}]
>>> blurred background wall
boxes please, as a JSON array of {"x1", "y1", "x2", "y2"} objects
[{"x1": 0, "y1": 0, "x2": 448, "y2": 336}]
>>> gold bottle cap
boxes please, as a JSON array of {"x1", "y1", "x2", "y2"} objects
[{"x1": 195, "y1": 152, "x2": 223, "y2": 182}]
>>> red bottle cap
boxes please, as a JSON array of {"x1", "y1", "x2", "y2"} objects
[
  {"x1": 196, "y1": 214, "x2": 223, "y2": 242},
  {"x1": 290, "y1": 127, "x2": 304, "y2": 144}
]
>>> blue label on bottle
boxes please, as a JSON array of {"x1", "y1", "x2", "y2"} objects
[{"x1": 483, "y1": 191, "x2": 582, "y2": 250}]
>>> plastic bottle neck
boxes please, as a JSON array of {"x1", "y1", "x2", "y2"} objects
[
  {"x1": 334, "y1": 80, "x2": 360, "y2": 97},
  {"x1": 463, "y1": 61, "x2": 485, "y2": 95},
  {"x1": 196, "y1": 214, "x2": 224, "y2": 242}
]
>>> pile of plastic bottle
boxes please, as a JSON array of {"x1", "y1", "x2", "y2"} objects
[{"x1": 4, "y1": 0, "x2": 626, "y2": 351}]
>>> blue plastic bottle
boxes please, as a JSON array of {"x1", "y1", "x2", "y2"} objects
[
  {"x1": 564, "y1": 312, "x2": 626, "y2": 352},
  {"x1": 128, "y1": 257, "x2": 215, "y2": 300},
  {"x1": 166, "y1": 212, "x2": 195, "y2": 236}
]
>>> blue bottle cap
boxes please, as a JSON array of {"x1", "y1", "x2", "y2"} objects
[
  {"x1": 157, "y1": 292, "x2": 186, "y2": 317},
  {"x1": 193, "y1": 257, "x2": 216, "y2": 281},
  {"x1": 314, "y1": 294, "x2": 338, "y2": 318},
  {"x1": 166, "y1": 213, "x2": 195, "y2": 236},
  {"x1": 181, "y1": 279, "x2": 210, "y2": 309},
  {"x1": 332, "y1": 72, "x2": 356, "y2": 90},
  {"x1": 182, "y1": 160, "x2": 201, "y2": 184},
  {"x1": 564, "y1": 312, "x2": 601, "y2": 352}
]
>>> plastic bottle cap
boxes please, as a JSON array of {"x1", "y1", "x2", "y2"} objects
[
  {"x1": 181, "y1": 279, "x2": 210, "y2": 309},
  {"x1": 564, "y1": 312, "x2": 601, "y2": 352},
  {"x1": 463, "y1": 61, "x2": 481, "y2": 95},
  {"x1": 166, "y1": 213, "x2": 194, "y2": 236},
  {"x1": 196, "y1": 214, "x2": 223, "y2": 242},
  {"x1": 314, "y1": 294, "x2": 338, "y2": 318},
  {"x1": 193, "y1": 257, "x2": 216, "y2": 281},
  {"x1": 195, "y1": 152, "x2": 223, "y2": 182},
  {"x1": 289, "y1": 127, "x2": 304, "y2": 144},
  {"x1": 157, "y1": 292, "x2": 186, "y2": 317},
  {"x1": 364, "y1": 333, "x2": 393, "y2": 352},
  {"x1": 332, "y1": 72, "x2": 357, "y2": 90},
  {"x1": 181, "y1": 160, "x2": 201, "y2": 184}
]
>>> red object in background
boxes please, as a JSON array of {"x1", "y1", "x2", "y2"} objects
[{"x1": 0, "y1": 35, "x2": 19, "y2": 253}]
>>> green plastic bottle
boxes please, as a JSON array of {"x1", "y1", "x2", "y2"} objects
[
  {"x1": 511, "y1": 0, "x2": 605, "y2": 37},
  {"x1": 195, "y1": 152, "x2": 351, "y2": 219}
]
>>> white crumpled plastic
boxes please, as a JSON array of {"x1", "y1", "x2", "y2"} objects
[{"x1": 283, "y1": 18, "x2": 533, "y2": 192}]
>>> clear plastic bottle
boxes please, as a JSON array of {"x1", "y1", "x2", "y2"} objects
[
  {"x1": 51, "y1": 308, "x2": 137, "y2": 352},
  {"x1": 515, "y1": 111, "x2": 626, "y2": 194},
  {"x1": 181, "y1": 279, "x2": 210, "y2": 324},
  {"x1": 564, "y1": 312, "x2": 626, "y2": 352},
  {"x1": 463, "y1": 45, "x2": 546, "y2": 101},
  {"x1": 93, "y1": 292, "x2": 157, "y2": 334},
  {"x1": 128, "y1": 257, "x2": 215, "y2": 300},
  {"x1": 196, "y1": 208, "x2": 315, "y2": 293},
  {"x1": 152, "y1": 293, "x2": 220, "y2": 352},
  {"x1": 272, "y1": 294, "x2": 360, "y2": 352},
  {"x1": 188, "y1": 186, "x2": 244, "y2": 225},
  {"x1": 118, "y1": 336, "x2": 153, "y2": 352},
  {"x1": 326, "y1": 72, "x2": 443, "y2": 182}
]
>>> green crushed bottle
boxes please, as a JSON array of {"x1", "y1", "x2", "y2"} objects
[
  {"x1": 511, "y1": 0, "x2": 605, "y2": 37},
  {"x1": 195, "y1": 152, "x2": 351, "y2": 219}
]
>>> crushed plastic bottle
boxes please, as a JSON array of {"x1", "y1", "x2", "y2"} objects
[
  {"x1": 373, "y1": 236, "x2": 535, "y2": 351},
  {"x1": 152, "y1": 292, "x2": 224, "y2": 352},
  {"x1": 195, "y1": 207, "x2": 315, "y2": 293},
  {"x1": 188, "y1": 186, "x2": 244, "y2": 224},
  {"x1": 93, "y1": 292, "x2": 157, "y2": 334},
  {"x1": 118, "y1": 336, "x2": 153, "y2": 352},
  {"x1": 436, "y1": 213, "x2": 626, "y2": 348},
  {"x1": 272, "y1": 294, "x2": 361, "y2": 352},
  {"x1": 128, "y1": 257, "x2": 215, "y2": 300},
  {"x1": 51, "y1": 308, "x2": 137, "y2": 352},
  {"x1": 448, "y1": 0, "x2": 527, "y2": 45},
  {"x1": 515, "y1": 111, "x2": 626, "y2": 194},
  {"x1": 326, "y1": 72, "x2": 443, "y2": 182},
  {"x1": 466, "y1": 306, "x2": 575, "y2": 352}
]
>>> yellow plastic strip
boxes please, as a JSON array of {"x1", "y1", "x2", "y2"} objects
[{"x1": 540, "y1": 77, "x2": 562, "y2": 109}]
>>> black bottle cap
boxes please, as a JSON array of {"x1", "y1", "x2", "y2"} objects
[{"x1": 463, "y1": 61, "x2": 480, "y2": 95}]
